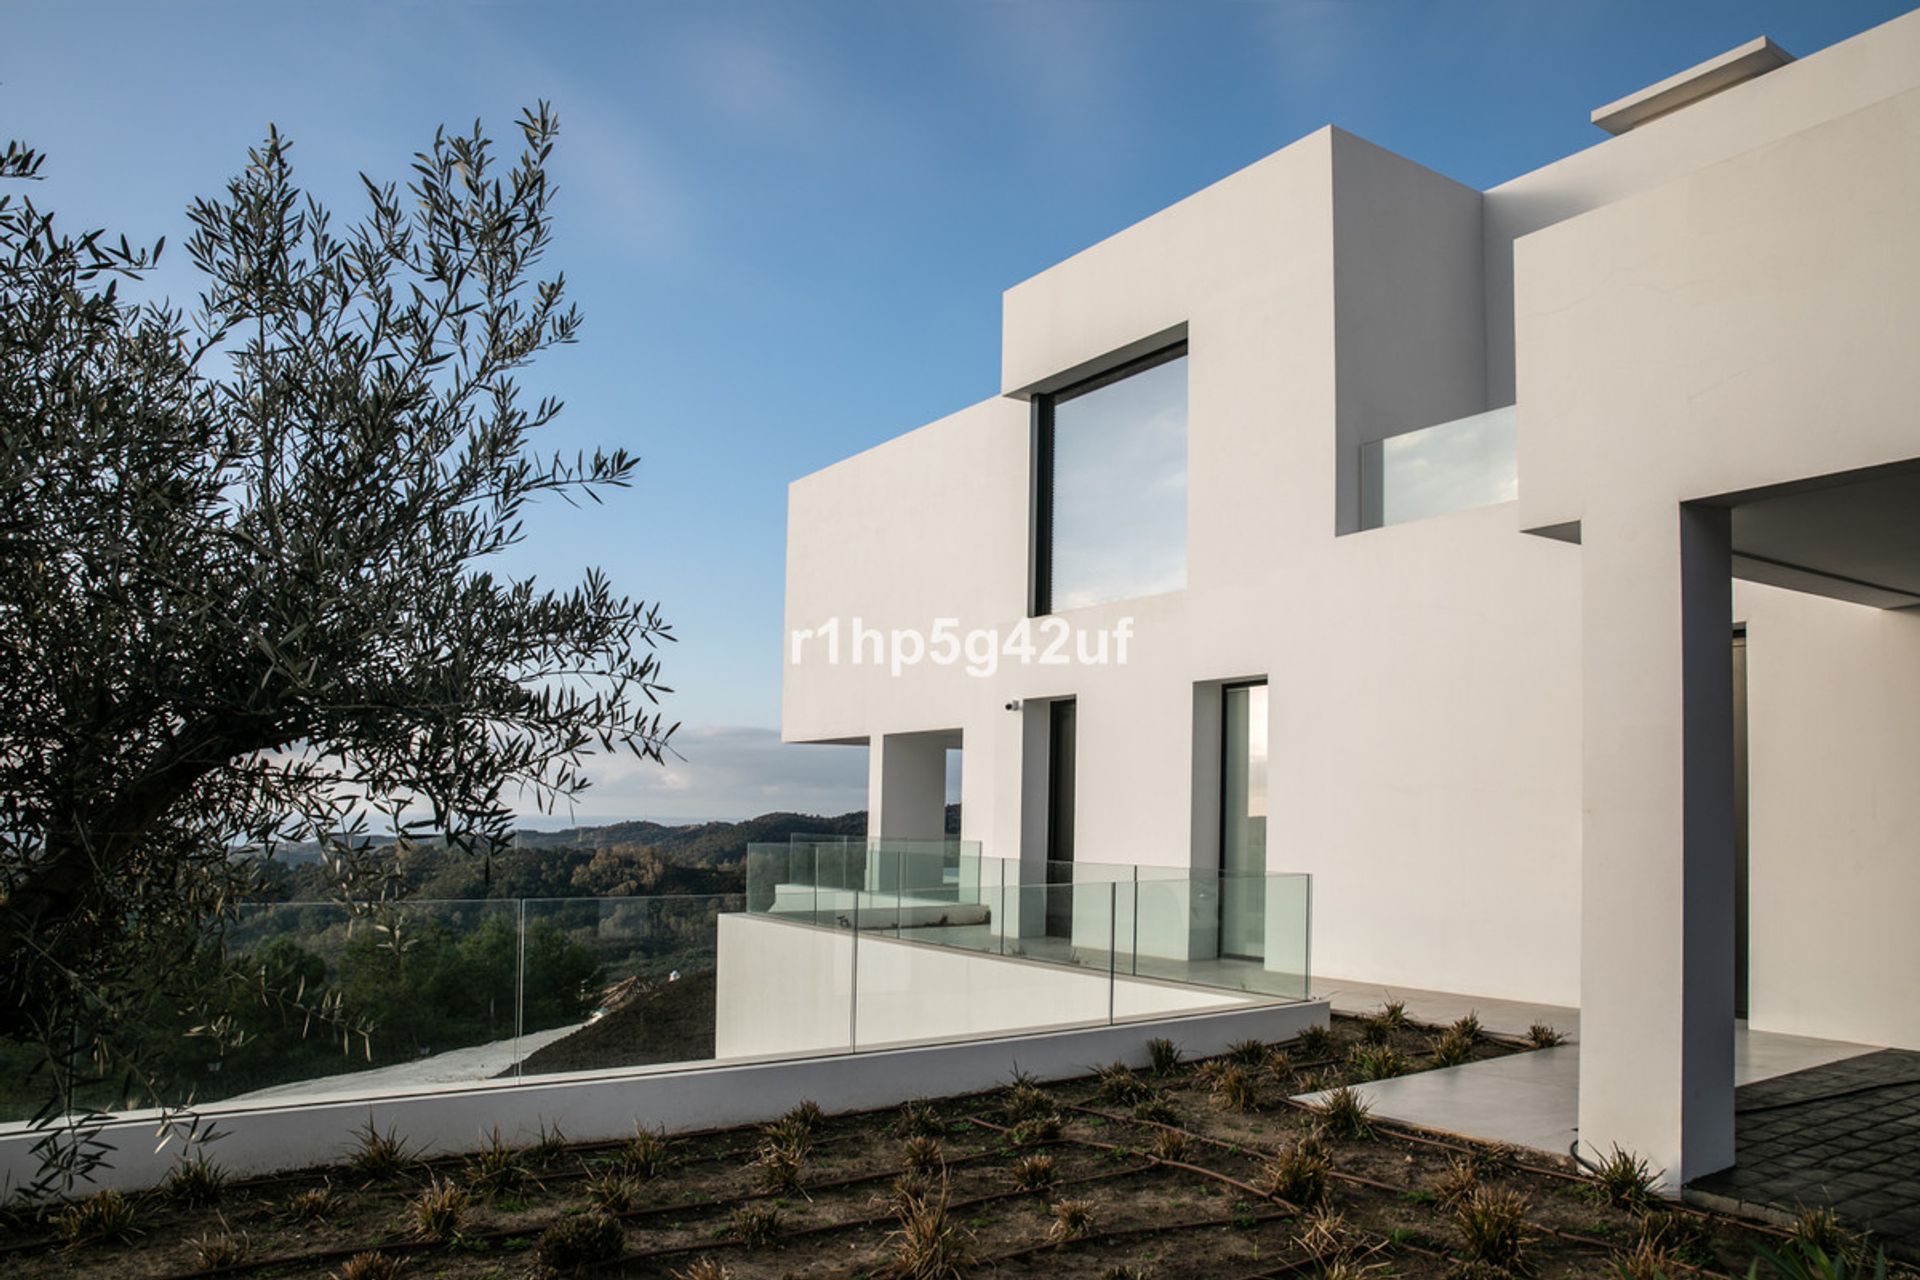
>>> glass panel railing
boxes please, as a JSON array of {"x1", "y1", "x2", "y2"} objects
[{"x1": 1359, "y1": 404, "x2": 1517, "y2": 530}]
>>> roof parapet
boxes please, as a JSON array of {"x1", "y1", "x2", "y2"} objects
[{"x1": 1591, "y1": 35, "x2": 1794, "y2": 136}]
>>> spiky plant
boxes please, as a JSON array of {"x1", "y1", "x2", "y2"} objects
[
  {"x1": 1378, "y1": 999, "x2": 1409, "y2": 1028},
  {"x1": 1190, "y1": 1058, "x2": 1232, "y2": 1089},
  {"x1": 346, "y1": 1120, "x2": 416, "y2": 1181},
  {"x1": 761, "y1": 1114, "x2": 814, "y2": 1156},
  {"x1": 283, "y1": 1184, "x2": 338, "y2": 1224},
  {"x1": 886, "y1": 1168, "x2": 935, "y2": 1215},
  {"x1": 1527, "y1": 1023, "x2": 1566, "y2": 1048},
  {"x1": 784, "y1": 1099, "x2": 826, "y2": 1134},
  {"x1": 1048, "y1": 1197, "x2": 1096, "y2": 1244},
  {"x1": 1149, "y1": 1128, "x2": 1191, "y2": 1163},
  {"x1": 1132, "y1": 1095, "x2": 1181, "y2": 1126},
  {"x1": 1226, "y1": 1038, "x2": 1269, "y2": 1066},
  {"x1": 893, "y1": 1098, "x2": 943, "y2": 1139},
  {"x1": 331, "y1": 1253, "x2": 406, "y2": 1280},
  {"x1": 1454, "y1": 1186, "x2": 1534, "y2": 1275},
  {"x1": 1258, "y1": 1136, "x2": 1330, "y2": 1208},
  {"x1": 52, "y1": 1188, "x2": 136, "y2": 1247},
  {"x1": 1294, "y1": 1205, "x2": 1348, "y2": 1256},
  {"x1": 1748, "y1": 1238, "x2": 1890, "y2": 1280},
  {"x1": 883, "y1": 1177, "x2": 974, "y2": 1280},
  {"x1": 1294, "y1": 1024, "x2": 1337, "y2": 1059},
  {"x1": 902, "y1": 1135, "x2": 945, "y2": 1176},
  {"x1": 1002, "y1": 1082, "x2": 1056, "y2": 1125},
  {"x1": 1349, "y1": 1044, "x2": 1410, "y2": 1081},
  {"x1": 1010, "y1": 1152, "x2": 1058, "y2": 1192},
  {"x1": 1360, "y1": 1016, "x2": 1395, "y2": 1047},
  {"x1": 1100, "y1": 1267, "x2": 1152, "y2": 1280},
  {"x1": 1263, "y1": 1047, "x2": 1296, "y2": 1082},
  {"x1": 1790, "y1": 1205, "x2": 1872, "y2": 1271},
  {"x1": 529, "y1": 1120, "x2": 569, "y2": 1166},
  {"x1": 165, "y1": 1157, "x2": 227, "y2": 1208},
  {"x1": 1429, "y1": 1027, "x2": 1475, "y2": 1068},
  {"x1": 466, "y1": 1126, "x2": 532, "y2": 1197},
  {"x1": 1096, "y1": 1061, "x2": 1154, "y2": 1105},
  {"x1": 586, "y1": 1169, "x2": 643, "y2": 1214},
  {"x1": 192, "y1": 1230, "x2": 249, "y2": 1269},
  {"x1": 536, "y1": 1213, "x2": 625, "y2": 1269},
  {"x1": 1612, "y1": 1237, "x2": 1676, "y2": 1280},
  {"x1": 407, "y1": 1177, "x2": 469, "y2": 1242},
  {"x1": 1433, "y1": 1155, "x2": 1478, "y2": 1209},
  {"x1": 1147, "y1": 1037, "x2": 1183, "y2": 1075},
  {"x1": 1452, "y1": 1011, "x2": 1483, "y2": 1040},
  {"x1": 728, "y1": 1204, "x2": 783, "y2": 1248},
  {"x1": 1316, "y1": 1086, "x2": 1374, "y2": 1140},
  {"x1": 1010, "y1": 1115, "x2": 1061, "y2": 1147},
  {"x1": 671, "y1": 1258, "x2": 733, "y2": 1280},
  {"x1": 756, "y1": 1136, "x2": 807, "y2": 1194},
  {"x1": 1637, "y1": 1210, "x2": 1715, "y2": 1268},
  {"x1": 1587, "y1": 1144, "x2": 1658, "y2": 1210},
  {"x1": 1210, "y1": 1061, "x2": 1260, "y2": 1112},
  {"x1": 619, "y1": 1124, "x2": 672, "y2": 1178}
]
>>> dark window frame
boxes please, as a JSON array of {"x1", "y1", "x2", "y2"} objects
[{"x1": 1029, "y1": 340, "x2": 1190, "y2": 618}]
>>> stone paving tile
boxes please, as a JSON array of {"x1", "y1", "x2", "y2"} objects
[{"x1": 1692, "y1": 1049, "x2": 1920, "y2": 1260}]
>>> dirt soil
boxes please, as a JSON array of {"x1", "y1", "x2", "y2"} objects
[
  {"x1": 1, "y1": 1009, "x2": 1896, "y2": 1280},
  {"x1": 511, "y1": 971, "x2": 718, "y2": 1077}
]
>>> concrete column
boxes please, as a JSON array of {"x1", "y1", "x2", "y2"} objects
[
  {"x1": 1579, "y1": 500, "x2": 1736, "y2": 1189},
  {"x1": 870, "y1": 732, "x2": 949, "y2": 842}
]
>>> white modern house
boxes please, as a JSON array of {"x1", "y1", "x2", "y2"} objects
[{"x1": 772, "y1": 12, "x2": 1920, "y2": 1190}]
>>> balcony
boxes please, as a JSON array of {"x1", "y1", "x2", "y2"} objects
[{"x1": 1358, "y1": 404, "x2": 1518, "y2": 530}]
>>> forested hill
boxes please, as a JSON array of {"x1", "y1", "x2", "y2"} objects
[{"x1": 250, "y1": 809, "x2": 871, "y2": 902}]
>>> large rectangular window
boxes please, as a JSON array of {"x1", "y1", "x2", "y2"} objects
[{"x1": 1033, "y1": 344, "x2": 1188, "y2": 614}]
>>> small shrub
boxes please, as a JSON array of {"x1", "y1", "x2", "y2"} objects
[
  {"x1": 1191, "y1": 1058, "x2": 1231, "y2": 1089},
  {"x1": 1360, "y1": 1016, "x2": 1395, "y2": 1046},
  {"x1": 192, "y1": 1230, "x2": 249, "y2": 1269},
  {"x1": 346, "y1": 1120, "x2": 416, "y2": 1181},
  {"x1": 1638, "y1": 1210, "x2": 1714, "y2": 1267},
  {"x1": 1452, "y1": 1011, "x2": 1483, "y2": 1041},
  {"x1": 53, "y1": 1188, "x2": 136, "y2": 1247},
  {"x1": 901, "y1": 1135, "x2": 945, "y2": 1175},
  {"x1": 536, "y1": 1212, "x2": 625, "y2": 1270},
  {"x1": 408, "y1": 1176, "x2": 469, "y2": 1242},
  {"x1": 1263, "y1": 1047, "x2": 1295, "y2": 1081},
  {"x1": 1258, "y1": 1135, "x2": 1330, "y2": 1208},
  {"x1": 1002, "y1": 1082, "x2": 1055, "y2": 1125},
  {"x1": 165, "y1": 1157, "x2": 227, "y2": 1208},
  {"x1": 1749, "y1": 1237, "x2": 1890, "y2": 1279},
  {"x1": 1048, "y1": 1197, "x2": 1096, "y2": 1244},
  {"x1": 1149, "y1": 1128, "x2": 1191, "y2": 1163},
  {"x1": 1294, "y1": 1024, "x2": 1337, "y2": 1059},
  {"x1": 1789, "y1": 1205, "x2": 1872, "y2": 1271},
  {"x1": 1612, "y1": 1237, "x2": 1675, "y2": 1280},
  {"x1": 1588, "y1": 1144, "x2": 1659, "y2": 1210},
  {"x1": 1454, "y1": 1186, "x2": 1534, "y2": 1274},
  {"x1": 886, "y1": 1168, "x2": 935, "y2": 1214},
  {"x1": 757, "y1": 1138, "x2": 807, "y2": 1194},
  {"x1": 586, "y1": 1169, "x2": 642, "y2": 1213},
  {"x1": 1101, "y1": 1267, "x2": 1152, "y2": 1280},
  {"x1": 1316, "y1": 1086, "x2": 1374, "y2": 1140},
  {"x1": 331, "y1": 1253, "x2": 406, "y2": 1280},
  {"x1": 619, "y1": 1124, "x2": 671, "y2": 1178},
  {"x1": 1378, "y1": 999, "x2": 1409, "y2": 1028},
  {"x1": 283, "y1": 1183, "x2": 337, "y2": 1224},
  {"x1": 672, "y1": 1259, "x2": 733, "y2": 1280},
  {"x1": 1527, "y1": 1023, "x2": 1566, "y2": 1048},
  {"x1": 1147, "y1": 1037, "x2": 1183, "y2": 1075},
  {"x1": 1430, "y1": 1027, "x2": 1476, "y2": 1068},
  {"x1": 883, "y1": 1178, "x2": 973, "y2": 1279},
  {"x1": 1009, "y1": 1152, "x2": 1057, "y2": 1192},
  {"x1": 1433, "y1": 1155, "x2": 1479, "y2": 1209},
  {"x1": 530, "y1": 1120, "x2": 569, "y2": 1166},
  {"x1": 729, "y1": 1203, "x2": 783, "y2": 1247},
  {"x1": 1226, "y1": 1037, "x2": 1269, "y2": 1066},
  {"x1": 1349, "y1": 1044, "x2": 1410, "y2": 1081},
  {"x1": 784, "y1": 1099, "x2": 826, "y2": 1133},
  {"x1": 1210, "y1": 1061, "x2": 1260, "y2": 1112},
  {"x1": 1096, "y1": 1061, "x2": 1154, "y2": 1105},
  {"x1": 893, "y1": 1098, "x2": 943, "y2": 1139},
  {"x1": 466, "y1": 1126, "x2": 532, "y2": 1197},
  {"x1": 1009, "y1": 1115, "x2": 1061, "y2": 1146},
  {"x1": 1294, "y1": 1205, "x2": 1347, "y2": 1256},
  {"x1": 1132, "y1": 1094, "x2": 1180, "y2": 1125},
  {"x1": 761, "y1": 1114, "x2": 814, "y2": 1156}
]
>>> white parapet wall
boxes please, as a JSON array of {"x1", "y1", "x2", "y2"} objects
[
  {"x1": 715, "y1": 912, "x2": 1283, "y2": 1059},
  {"x1": 0, "y1": 987, "x2": 1326, "y2": 1199}
]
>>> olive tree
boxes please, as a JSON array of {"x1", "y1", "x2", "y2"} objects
[{"x1": 0, "y1": 108, "x2": 672, "y2": 1181}]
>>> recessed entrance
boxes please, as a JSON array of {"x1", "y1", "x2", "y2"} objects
[{"x1": 1220, "y1": 681, "x2": 1269, "y2": 960}]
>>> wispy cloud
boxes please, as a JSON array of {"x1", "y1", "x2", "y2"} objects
[{"x1": 523, "y1": 724, "x2": 868, "y2": 825}]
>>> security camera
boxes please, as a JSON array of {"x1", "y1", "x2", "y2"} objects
[{"x1": 1004, "y1": 700, "x2": 1022, "y2": 711}]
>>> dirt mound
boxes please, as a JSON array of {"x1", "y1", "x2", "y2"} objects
[{"x1": 509, "y1": 969, "x2": 716, "y2": 1075}]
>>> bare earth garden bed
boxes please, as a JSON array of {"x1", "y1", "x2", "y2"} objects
[{"x1": 2, "y1": 1009, "x2": 1900, "y2": 1280}]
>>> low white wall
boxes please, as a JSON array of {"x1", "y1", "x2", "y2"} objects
[
  {"x1": 716, "y1": 913, "x2": 1265, "y2": 1059},
  {"x1": 1, "y1": 992, "x2": 1326, "y2": 1199}
]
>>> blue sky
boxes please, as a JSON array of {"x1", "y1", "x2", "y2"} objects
[{"x1": 7, "y1": 0, "x2": 1914, "y2": 821}]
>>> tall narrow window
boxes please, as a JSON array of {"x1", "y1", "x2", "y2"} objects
[
  {"x1": 1220, "y1": 681, "x2": 1268, "y2": 960},
  {"x1": 1034, "y1": 345, "x2": 1188, "y2": 614}
]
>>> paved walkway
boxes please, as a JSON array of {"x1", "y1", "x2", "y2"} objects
[
  {"x1": 1690, "y1": 1049, "x2": 1920, "y2": 1260},
  {"x1": 220, "y1": 1021, "x2": 588, "y2": 1103}
]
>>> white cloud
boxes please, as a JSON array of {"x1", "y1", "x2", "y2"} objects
[{"x1": 518, "y1": 724, "x2": 869, "y2": 825}]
